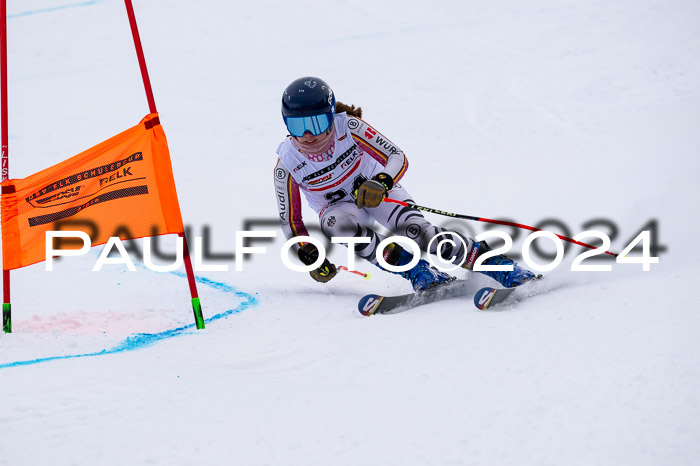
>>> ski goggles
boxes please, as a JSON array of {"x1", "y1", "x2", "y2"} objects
[{"x1": 284, "y1": 112, "x2": 334, "y2": 138}]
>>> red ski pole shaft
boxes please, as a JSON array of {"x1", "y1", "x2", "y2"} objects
[
  {"x1": 384, "y1": 198, "x2": 618, "y2": 257},
  {"x1": 339, "y1": 265, "x2": 370, "y2": 280}
]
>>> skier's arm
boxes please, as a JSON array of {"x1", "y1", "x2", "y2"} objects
[
  {"x1": 274, "y1": 159, "x2": 310, "y2": 251},
  {"x1": 348, "y1": 116, "x2": 409, "y2": 184},
  {"x1": 348, "y1": 116, "x2": 409, "y2": 208},
  {"x1": 274, "y1": 159, "x2": 337, "y2": 282}
]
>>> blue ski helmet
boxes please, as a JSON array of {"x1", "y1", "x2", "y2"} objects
[{"x1": 281, "y1": 77, "x2": 336, "y2": 137}]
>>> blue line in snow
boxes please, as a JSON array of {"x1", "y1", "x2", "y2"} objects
[
  {"x1": 8, "y1": 1, "x2": 103, "y2": 19},
  {"x1": 0, "y1": 273, "x2": 258, "y2": 369}
]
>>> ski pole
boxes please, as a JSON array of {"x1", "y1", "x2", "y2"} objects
[
  {"x1": 339, "y1": 266, "x2": 371, "y2": 280},
  {"x1": 384, "y1": 198, "x2": 618, "y2": 257}
]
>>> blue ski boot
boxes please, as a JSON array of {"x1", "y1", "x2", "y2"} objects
[
  {"x1": 464, "y1": 240, "x2": 537, "y2": 288},
  {"x1": 381, "y1": 243, "x2": 455, "y2": 291}
]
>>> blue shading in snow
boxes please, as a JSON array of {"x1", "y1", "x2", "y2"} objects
[
  {"x1": 0, "y1": 272, "x2": 258, "y2": 369},
  {"x1": 8, "y1": 1, "x2": 103, "y2": 19}
]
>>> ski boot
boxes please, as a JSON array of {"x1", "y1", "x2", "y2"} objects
[
  {"x1": 464, "y1": 240, "x2": 537, "y2": 288},
  {"x1": 382, "y1": 243, "x2": 455, "y2": 291}
]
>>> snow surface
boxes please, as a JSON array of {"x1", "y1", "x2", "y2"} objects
[{"x1": 1, "y1": 0, "x2": 700, "y2": 465}]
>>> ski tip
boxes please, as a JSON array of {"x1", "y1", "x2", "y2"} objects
[
  {"x1": 358, "y1": 294, "x2": 383, "y2": 316},
  {"x1": 474, "y1": 287, "x2": 498, "y2": 310}
]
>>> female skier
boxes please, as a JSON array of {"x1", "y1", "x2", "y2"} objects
[{"x1": 273, "y1": 76, "x2": 535, "y2": 290}]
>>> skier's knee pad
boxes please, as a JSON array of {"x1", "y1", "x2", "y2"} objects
[
  {"x1": 320, "y1": 212, "x2": 360, "y2": 239},
  {"x1": 394, "y1": 217, "x2": 433, "y2": 244}
]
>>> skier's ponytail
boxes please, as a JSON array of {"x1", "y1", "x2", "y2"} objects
[{"x1": 336, "y1": 101, "x2": 362, "y2": 118}]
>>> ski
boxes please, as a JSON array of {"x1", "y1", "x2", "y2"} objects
[
  {"x1": 359, "y1": 275, "x2": 544, "y2": 316},
  {"x1": 358, "y1": 279, "x2": 473, "y2": 316},
  {"x1": 473, "y1": 275, "x2": 543, "y2": 310},
  {"x1": 473, "y1": 286, "x2": 517, "y2": 310}
]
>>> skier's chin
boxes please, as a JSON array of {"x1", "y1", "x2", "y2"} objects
[{"x1": 295, "y1": 131, "x2": 333, "y2": 154}]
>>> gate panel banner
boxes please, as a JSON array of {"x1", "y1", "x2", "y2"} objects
[{"x1": 1, "y1": 113, "x2": 184, "y2": 270}]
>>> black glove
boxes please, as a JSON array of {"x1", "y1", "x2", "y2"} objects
[
  {"x1": 298, "y1": 243, "x2": 337, "y2": 283},
  {"x1": 355, "y1": 172, "x2": 394, "y2": 209}
]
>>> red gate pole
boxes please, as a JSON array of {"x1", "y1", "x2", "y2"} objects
[
  {"x1": 1, "y1": 0, "x2": 12, "y2": 333},
  {"x1": 124, "y1": 0, "x2": 204, "y2": 329},
  {"x1": 124, "y1": 0, "x2": 156, "y2": 113}
]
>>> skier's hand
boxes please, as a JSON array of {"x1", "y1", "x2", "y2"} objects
[
  {"x1": 309, "y1": 259, "x2": 337, "y2": 283},
  {"x1": 355, "y1": 173, "x2": 394, "y2": 209},
  {"x1": 298, "y1": 243, "x2": 337, "y2": 283}
]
